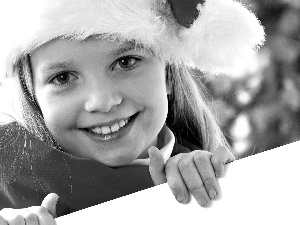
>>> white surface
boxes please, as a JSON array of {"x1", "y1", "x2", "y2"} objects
[{"x1": 56, "y1": 141, "x2": 300, "y2": 225}]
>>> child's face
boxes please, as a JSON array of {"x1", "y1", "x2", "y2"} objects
[{"x1": 31, "y1": 38, "x2": 169, "y2": 167}]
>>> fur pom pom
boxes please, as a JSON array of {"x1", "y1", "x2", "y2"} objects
[{"x1": 178, "y1": 0, "x2": 265, "y2": 74}]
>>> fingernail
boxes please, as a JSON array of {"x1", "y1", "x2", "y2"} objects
[
  {"x1": 209, "y1": 189, "x2": 217, "y2": 198},
  {"x1": 176, "y1": 194, "x2": 185, "y2": 203},
  {"x1": 198, "y1": 198, "x2": 208, "y2": 207}
]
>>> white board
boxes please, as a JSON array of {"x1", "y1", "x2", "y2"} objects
[{"x1": 56, "y1": 141, "x2": 300, "y2": 225}]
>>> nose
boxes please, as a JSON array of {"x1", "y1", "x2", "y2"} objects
[{"x1": 84, "y1": 80, "x2": 122, "y2": 113}]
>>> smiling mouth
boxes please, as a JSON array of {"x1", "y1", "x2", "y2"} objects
[{"x1": 80, "y1": 113, "x2": 139, "y2": 142}]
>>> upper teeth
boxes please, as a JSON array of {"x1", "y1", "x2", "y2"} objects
[{"x1": 91, "y1": 118, "x2": 129, "y2": 135}]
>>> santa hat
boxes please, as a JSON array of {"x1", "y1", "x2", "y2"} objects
[{"x1": 0, "y1": 0, "x2": 265, "y2": 79}]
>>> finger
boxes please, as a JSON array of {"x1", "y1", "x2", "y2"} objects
[
  {"x1": 6, "y1": 215, "x2": 25, "y2": 225},
  {"x1": 27, "y1": 206, "x2": 56, "y2": 225},
  {"x1": 165, "y1": 154, "x2": 190, "y2": 204},
  {"x1": 178, "y1": 153, "x2": 211, "y2": 207},
  {"x1": 149, "y1": 146, "x2": 167, "y2": 185},
  {"x1": 0, "y1": 209, "x2": 25, "y2": 225},
  {"x1": 41, "y1": 193, "x2": 59, "y2": 218},
  {"x1": 193, "y1": 151, "x2": 220, "y2": 200},
  {"x1": 211, "y1": 146, "x2": 235, "y2": 178},
  {"x1": 20, "y1": 209, "x2": 39, "y2": 225}
]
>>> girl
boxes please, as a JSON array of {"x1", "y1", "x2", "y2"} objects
[{"x1": 0, "y1": 0, "x2": 264, "y2": 224}]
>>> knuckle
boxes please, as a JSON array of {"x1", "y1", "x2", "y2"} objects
[
  {"x1": 178, "y1": 155, "x2": 193, "y2": 170},
  {"x1": 165, "y1": 165, "x2": 177, "y2": 178},
  {"x1": 193, "y1": 153, "x2": 204, "y2": 163},
  {"x1": 9, "y1": 215, "x2": 24, "y2": 224},
  {"x1": 189, "y1": 184, "x2": 206, "y2": 194},
  {"x1": 194, "y1": 151, "x2": 211, "y2": 163},
  {"x1": 24, "y1": 213, "x2": 39, "y2": 225},
  {"x1": 36, "y1": 206, "x2": 49, "y2": 215},
  {"x1": 165, "y1": 159, "x2": 177, "y2": 174},
  {"x1": 169, "y1": 153, "x2": 184, "y2": 161},
  {"x1": 166, "y1": 154, "x2": 181, "y2": 167},
  {"x1": 203, "y1": 177, "x2": 215, "y2": 186},
  {"x1": 0, "y1": 209, "x2": 25, "y2": 225},
  {"x1": 203, "y1": 177, "x2": 219, "y2": 193},
  {"x1": 165, "y1": 160, "x2": 173, "y2": 170}
]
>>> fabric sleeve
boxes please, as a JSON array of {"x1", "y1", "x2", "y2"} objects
[{"x1": 0, "y1": 122, "x2": 154, "y2": 216}]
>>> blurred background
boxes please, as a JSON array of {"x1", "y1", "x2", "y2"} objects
[
  {"x1": 205, "y1": 0, "x2": 300, "y2": 159},
  {"x1": 0, "y1": 0, "x2": 299, "y2": 159}
]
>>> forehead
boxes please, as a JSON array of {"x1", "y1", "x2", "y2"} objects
[
  {"x1": 29, "y1": 38, "x2": 159, "y2": 78},
  {"x1": 31, "y1": 38, "x2": 153, "y2": 62}
]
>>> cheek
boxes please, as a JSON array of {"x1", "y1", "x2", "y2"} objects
[
  {"x1": 129, "y1": 67, "x2": 167, "y2": 101},
  {"x1": 38, "y1": 95, "x2": 79, "y2": 131},
  {"x1": 131, "y1": 69, "x2": 169, "y2": 123}
]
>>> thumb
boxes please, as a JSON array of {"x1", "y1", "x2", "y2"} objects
[
  {"x1": 41, "y1": 193, "x2": 59, "y2": 218},
  {"x1": 148, "y1": 146, "x2": 167, "y2": 185}
]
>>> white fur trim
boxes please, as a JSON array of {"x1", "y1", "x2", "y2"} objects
[
  {"x1": 4, "y1": 0, "x2": 170, "y2": 63},
  {"x1": 0, "y1": 0, "x2": 265, "y2": 79}
]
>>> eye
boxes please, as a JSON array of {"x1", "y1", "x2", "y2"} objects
[
  {"x1": 113, "y1": 56, "x2": 141, "y2": 71},
  {"x1": 49, "y1": 72, "x2": 78, "y2": 86}
]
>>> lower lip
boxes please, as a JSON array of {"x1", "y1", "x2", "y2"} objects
[{"x1": 80, "y1": 113, "x2": 138, "y2": 143}]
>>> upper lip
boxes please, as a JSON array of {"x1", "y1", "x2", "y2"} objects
[{"x1": 80, "y1": 114, "x2": 135, "y2": 129}]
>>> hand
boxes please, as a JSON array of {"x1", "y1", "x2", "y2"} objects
[
  {"x1": 0, "y1": 193, "x2": 59, "y2": 225},
  {"x1": 149, "y1": 146, "x2": 235, "y2": 207}
]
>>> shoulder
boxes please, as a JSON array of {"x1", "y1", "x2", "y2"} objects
[
  {"x1": 0, "y1": 119, "x2": 26, "y2": 136},
  {"x1": 0, "y1": 121, "x2": 30, "y2": 169}
]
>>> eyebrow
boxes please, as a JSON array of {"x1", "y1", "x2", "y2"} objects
[
  {"x1": 109, "y1": 43, "x2": 153, "y2": 57},
  {"x1": 40, "y1": 61, "x2": 74, "y2": 74},
  {"x1": 38, "y1": 43, "x2": 154, "y2": 74}
]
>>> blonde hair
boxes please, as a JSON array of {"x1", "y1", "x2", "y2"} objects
[
  {"x1": 167, "y1": 64, "x2": 229, "y2": 152},
  {"x1": 7, "y1": 51, "x2": 229, "y2": 153},
  {"x1": 8, "y1": 55, "x2": 61, "y2": 149}
]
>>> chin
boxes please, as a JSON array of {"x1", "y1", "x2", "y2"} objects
[
  {"x1": 101, "y1": 158, "x2": 133, "y2": 167},
  {"x1": 96, "y1": 149, "x2": 141, "y2": 167}
]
